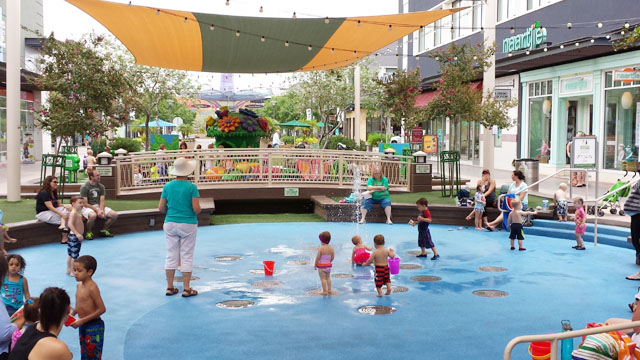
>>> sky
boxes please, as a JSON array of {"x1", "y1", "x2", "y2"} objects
[{"x1": 44, "y1": 0, "x2": 399, "y2": 95}]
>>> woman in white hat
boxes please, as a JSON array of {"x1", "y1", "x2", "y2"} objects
[{"x1": 158, "y1": 157, "x2": 201, "y2": 297}]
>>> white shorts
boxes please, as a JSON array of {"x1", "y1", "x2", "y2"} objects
[
  {"x1": 35, "y1": 207, "x2": 69, "y2": 225},
  {"x1": 164, "y1": 222, "x2": 198, "y2": 273},
  {"x1": 81, "y1": 206, "x2": 113, "y2": 219}
]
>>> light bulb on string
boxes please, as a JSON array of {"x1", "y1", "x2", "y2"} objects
[
  {"x1": 621, "y1": 30, "x2": 625, "y2": 35},
  {"x1": 236, "y1": 30, "x2": 240, "y2": 37},
  {"x1": 508, "y1": 52, "x2": 512, "y2": 57},
  {"x1": 544, "y1": 47, "x2": 548, "y2": 52},
  {"x1": 225, "y1": 0, "x2": 229, "y2": 5},
  {"x1": 259, "y1": 6, "x2": 263, "y2": 13},
  {"x1": 156, "y1": 9, "x2": 160, "y2": 15},
  {"x1": 325, "y1": 17, "x2": 329, "y2": 24},
  {"x1": 567, "y1": 22, "x2": 572, "y2": 29},
  {"x1": 308, "y1": 45, "x2": 312, "y2": 51},
  {"x1": 210, "y1": 24, "x2": 214, "y2": 30},
  {"x1": 292, "y1": 12, "x2": 296, "y2": 19},
  {"x1": 184, "y1": 17, "x2": 188, "y2": 23},
  {"x1": 128, "y1": 1, "x2": 131, "y2": 5},
  {"x1": 575, "y1": 42, "x2": 579, "y2": 46},
  {"x1": 388, "y1": 25, "x2": 392, "y2": 32},
  {"x1": 510, "y1": 27, "x2": 515, "y2": 34},
  {"x1": 625, "y1": 22, "x2": 630, "y2": 28},
  {"x1": 357, "y1": 20, "x2": 361, "y2": 27},
  {"x1": 590, "y1": 39, "x2": 595, "y2": 43},
  {"x1": 331, "y1": 48, "x2": 334, "y2": 53},
  {"x1": 597, "y1": 23, "x2": 603, "y2": 28},
  {"x1": 525, "y1": 50, "x2": 530, "y2": 55},
  {"x1": 606, "y1": 35, "x2": 611, "y2": 39},
  {"x1": 285, "y1": 41, "x2": 289, "y2": 47},
  {"x1": 353, "y1": 50, "x2": 357, "y2": 57},
  {"x1": 261, "y1": 36, "x2": 265, "y2": 42},
  {"x1": 560, "y1": 44, "x2": 564, "y2": 49}
]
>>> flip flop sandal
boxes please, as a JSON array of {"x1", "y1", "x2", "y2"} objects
[
  {"x1": 165, "y1": 287, "x2": 179, "y2": 296},
  {"x1": 182, "y1": 288, "x2": 198, "y2": 297}
]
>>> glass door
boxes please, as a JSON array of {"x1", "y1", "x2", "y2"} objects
[{"x1": 566, "y1": 100, "x2": 578, "y2": 164}]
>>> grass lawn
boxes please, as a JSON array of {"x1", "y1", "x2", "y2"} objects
[
  {"x1": 0, "y1": 199, "x2": 159, "y2": 224},
  {"x1": 211, "y1": 213, "x2": 323, "y2": 225}
]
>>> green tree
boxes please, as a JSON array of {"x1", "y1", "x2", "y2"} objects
[
  {"x1": 31, "y1": 33, "x2": 134, "y2": 153},
  {"x1": 105, "y1": 37, "x2": 198, "y2": 151},
  {"x1": 257, "y1": 92, "x2": 304, "y2": 124},
  {"x1": 424, "y1": 42, "x2": 515, "y2": 150},
  {"x1": 177, "y1": 123, "x2": 194, "y2": 138},
  {"x1": 614, "y1": 26, "x2": 640, "y2": 50},
  {"x1": 378, "y1": 68, "x2": 423, "y2": 131},
  {"x1": 156, "y1": 98, "x2": 196, "y2": 125}
]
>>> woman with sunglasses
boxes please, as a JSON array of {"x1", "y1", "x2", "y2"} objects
[{"x1": 35, "y1": 176, "x2": 70, "y2": 244}]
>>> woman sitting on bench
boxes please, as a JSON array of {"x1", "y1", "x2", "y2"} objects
[{"x1": 359, "y1": 166, "x2": 393, "y2": 225}]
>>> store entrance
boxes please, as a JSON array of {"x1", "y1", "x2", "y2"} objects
[{"x1": 565, "y1": 97, "x2": 593, "y2": 164}]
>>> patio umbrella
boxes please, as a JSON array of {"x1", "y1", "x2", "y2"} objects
[
  {"x1": 278, "y1": 120, "x2": 311, "y2": 128},
  {"x1": 144, "y1": 119, "x2": 176, "y2": 127}
]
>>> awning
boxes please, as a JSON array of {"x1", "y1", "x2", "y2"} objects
[
  {"x1": 144, "y1": 119, "x2": 176, "y2": 127},
  {"x1": 278, "y1": 120, "x2": 311, "y2": 127},
  {"x1": 66, "y1": 0, "x2": 464, "y2": 73},
  {"x1": 415, "y1": 81, "x2": 483, "y2": 108}
]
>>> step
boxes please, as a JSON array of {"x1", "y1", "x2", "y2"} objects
[
  {"x1": 534, "y1": 219, "x2": 630, "y2": 238},
  {"x1": 525, "y1": 227, "x2": 633, "y2": 250}
]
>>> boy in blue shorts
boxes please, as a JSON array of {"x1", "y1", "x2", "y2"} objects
[{"x1": 409, "y1": 198, "x2": 440, "y2": 260}]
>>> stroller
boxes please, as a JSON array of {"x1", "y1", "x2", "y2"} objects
[{"x1": 589, "y1": 179, "x2": 630, "y2": 216}]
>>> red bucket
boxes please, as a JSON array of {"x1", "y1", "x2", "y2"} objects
[
  {"x1": 528, "y1": 341, "x2": 551, "y2": 360},
  {"x1": 263, "y1": 261, "x2": 275, "y2": 276}
]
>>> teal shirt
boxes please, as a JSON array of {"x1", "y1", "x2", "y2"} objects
[
  {"x1": 161, "y1": 180, "x2": 200, "y2": 224},
  {"x1": 367, "y1": 177, "x2": 389, "y2": 200}
]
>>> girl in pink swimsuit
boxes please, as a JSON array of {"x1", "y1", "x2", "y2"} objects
[
  {"x1": 315, "y1": 231, "x2": 335, "y2": 295},
  {"x1": 573, "y1": 197, "x2": 586, "y2": 250},
  {"x1": 351, "y1": 235, "x2": 371, "y2": 265}
]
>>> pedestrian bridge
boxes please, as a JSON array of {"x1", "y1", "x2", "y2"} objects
[{"x1": 113, "y1": 148, "x2": 413, "y2": 199}]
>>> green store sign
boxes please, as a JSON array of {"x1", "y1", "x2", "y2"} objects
[{"x1": 502, "y1": 26, "x2": 547, "y2": 53}]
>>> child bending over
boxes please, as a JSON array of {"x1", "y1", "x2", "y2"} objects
[{"x1": 554, "y1": 183, "x2": 569, "y2": 222}]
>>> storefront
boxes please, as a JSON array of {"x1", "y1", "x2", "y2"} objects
[
  {"x1": 520, "y1": 49, "x2": 640, "y2": 179},
  {"x1": 0, "y1": 88, "x2": 40, "y2": 163}
]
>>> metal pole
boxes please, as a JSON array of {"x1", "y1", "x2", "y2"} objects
[
  {"x1": 6, "y1": 0, "x2": 21, "y2": 202},
  {"x1": 354, "y1": 64, "x2": 361, "y2": 145},
  {"x1": 481, "y1": 0, "x2": 496, "y2": 172}
]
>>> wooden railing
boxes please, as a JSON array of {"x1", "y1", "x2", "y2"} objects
[{"x1": 114, "y1": 148, "x2": 412, "y2": 195}]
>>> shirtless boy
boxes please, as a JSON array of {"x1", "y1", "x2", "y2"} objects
[
  {"x1": 362, "y1": 234, "x2": 396, "y2": 297},
  {"x1": 71, "y1": 255, "x2": 106, "y2": 360}
]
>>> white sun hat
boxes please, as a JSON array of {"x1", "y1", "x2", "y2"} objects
[{"x1": 171, "y1": 157, "x2": 196, "y2": 177}]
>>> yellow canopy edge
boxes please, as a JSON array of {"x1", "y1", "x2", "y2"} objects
[
  {"x1": 301, "y1": 8, "x2": 465, "y2": 71},
  {"x1": 66, "y1": 0, "x2": 203, "y2": 71}
]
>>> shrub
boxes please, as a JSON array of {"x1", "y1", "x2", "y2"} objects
[
  {"x1": 109, "y1": 137, "x2": 142, "y2": 153},
  {"x1": 90, "y1": 138, "x2": 107, "y2": 155},
  {"x1": 367, "y1": 133, "x2": 383, "y2": 147},
  {"x1": 281, "y1": 135, "x2": 294, "y2": 145},
  {"x1": 324, "y1": 135, "x2": 357, "y2": 150}
]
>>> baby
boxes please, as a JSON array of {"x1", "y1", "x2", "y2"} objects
[
  {"x1": 351, "y1": 235, "x2": 372, "y2": 265},
  {"x1": 554, "y1": 183, "x2": 569, "y2": 222}
]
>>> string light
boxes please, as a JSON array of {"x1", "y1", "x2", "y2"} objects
[
  {"x1": 128, "y1": 1, "x2": 131, "y2": 5},
  {"x1": 353, "y1": 50, "x2": 357, "y2": 56},
  {"x1": 606, "y1": 35, "x2": 611, "y2": 39},
  {"x1": 308, "y1": 45, "x2": 312, "y2": 51},
  {"x1": 156, "y1": 9, "x2": 160, "y2": 15},
  {"x1": 236, "y1": 30, "x2": 240, "y2": 37},
  {"x1": 621, "y1": 30, "x2": 625, "y2": 35},
  {"x1": 285, "y1": 41, "x2": 289, "y2": 47},
  {"x1": 525, "y1": 50, "x2": 530, "y2": 55},
  {"x1": 292, "y1": 12, "x2": 296, "y2": 19},
  {"x1": 210, "y1": 24, "x2": 214, "y2": 30},
  {"x1": 331, "y1": 48, "x2": 334, "y2": 53},
  {"x1": 184, "y1": 17, "x2": 188, "y2": 23},
  {"x1": 415, "y1": 55, "x2": 419, "y2": 60},
  {"x1": 508, "y1": 52, "x2": 512, "y2": 57},
  {"x1": 510, "y1": 27, "x2": 515, "y2": 34},
  {"x1": 261, "y1": 36, "x2": 265, "y2": 42},
  {"x1": 544, "y1": 47, "x2": 548, "y2": 51},
  {"x1": 225, "y1": 0, "x2": 229, "y2": 5},
  {"x1": 590, "y1": 38, "x2": 595, "y2": 43},
  {"x1": 560, "y1": 44, "x2": 564, "y2": 49},
  {"x1": 575, "y1": 42, "x2": 579, "y2": 46},
  {"x1": 388, "y1": 25, "x2": 392, "y2": 31},
  {"x1": 567, "y1": 22, "x2": 572, "y2": 29},
  {"x1": 324, "y1": 17, "x2": 329, "y2": 24},
  {"x1": 597, "y1": 23, "x2": 603, "y2": 28},
  {"x1": 259, "y1": 6, "x2": 263, "y2": 13},
  {"x1": 625, "y1": 22, "x2": 630, "y2": 28}
]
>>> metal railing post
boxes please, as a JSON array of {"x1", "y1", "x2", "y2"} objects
[
  {"x1": 339, "y1": 157, "x2": 344, "y2": 186},
  {"x1": 115, "y1": 159, "x2": 121, "y2": 196},
  {"x1": 267, "y1": 152, "x2": 272, "y2": 185}
]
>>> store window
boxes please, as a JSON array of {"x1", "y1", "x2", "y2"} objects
[
  {"x1": 451, "y1": 0, "x2": 461, "y2": 39},
  {"x1": 603, "y1": 69, "x2": 640, "y2": 170},
  {"x1": 528, "y1": 80, "x2": 553, "y2": 161},
  {"x1": 434, "y1": 19, "x2": 442, "y2": 47},
  {"x1": 418, "y1": 26, "x2": 425, "y2": 53},
  {"x1": 497, "y1": 0, "x2": 516, "y2": 22},
  {"x1": 472, "y1": 2, "x2": 483, "y2": 31},
  {"x1": 0, "y1": 97, "x2": 35, "y2": 162}
]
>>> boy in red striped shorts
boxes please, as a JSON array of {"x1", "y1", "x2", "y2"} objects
[{"x1": 362, "y1": 234, "x2": 396, "y2": 297}]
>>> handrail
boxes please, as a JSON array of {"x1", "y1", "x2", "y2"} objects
[
  {"x1": 504, "y1": 320, "x2": 640, "y2": 360},
  {"x1": 496, "y1": 168, "x2": 581, "y2": 213}
]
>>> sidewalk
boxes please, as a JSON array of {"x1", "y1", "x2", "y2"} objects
[{"x1": 0, "y1": 161, "x2": 43, "y2": 197}]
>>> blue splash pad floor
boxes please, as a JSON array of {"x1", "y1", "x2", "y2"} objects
[{"x1": 19, "y1": 222, "x2": 640, "y2": 359}]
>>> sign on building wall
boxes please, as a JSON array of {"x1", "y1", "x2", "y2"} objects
[
  {"x1": 636, "y1": 103, "x2": 640, "y2": 148},
  {"x1": 502, "y1": 25, "x2": 547, "y2": 53},
  {"x1": 614, "y1": 69, "x2": 640, "y2": 83},
  {"x1": 559, "y1": 76, "x2": 593, "y2": 95},
  {"x1": 495, "y1": 89, "x2": 511, "y2": 101},
  {"x1": 411, "y1": 128, "x2": 423, "y2": 143}
]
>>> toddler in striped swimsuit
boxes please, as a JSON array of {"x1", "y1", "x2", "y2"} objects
[{"x1": 362, "y1": 234, "x2": 396, "y2": 297}]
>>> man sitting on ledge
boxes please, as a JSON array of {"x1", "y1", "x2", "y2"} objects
[{"x1": 80, "y1": 169, "x2": 118, "y2": 239}]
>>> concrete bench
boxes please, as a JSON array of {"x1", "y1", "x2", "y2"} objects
[{"x1": 5, "y1": 198, "x2": 215, "y2": 251}]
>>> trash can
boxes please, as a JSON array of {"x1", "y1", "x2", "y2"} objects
[{"x1": 512, "y1": 158, "x2": 539, "y2": 192}]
